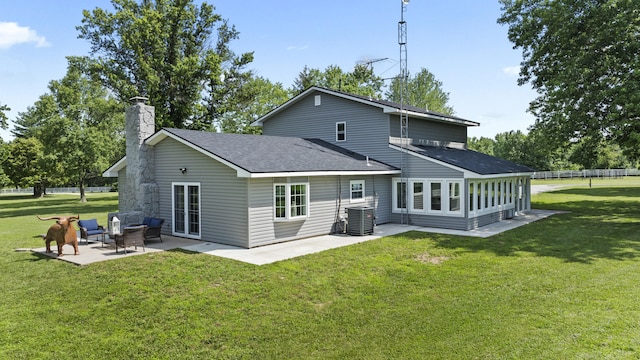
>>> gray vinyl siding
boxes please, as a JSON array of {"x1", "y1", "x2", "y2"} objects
[
  {"x1": 466, "y1": 210, "x2": 514, "y2": 230},
  {"x1": 262, "y1": 91, "x2": 391, "y2": 159},
  {"x1": 247, "y1": 174, "x2": 393, "y2": 247},
  {"x1": 153, "y1": 138, "x2": 249, "y2": 247},
  {"x1": 404, "y1": 154, "x2": 463, "y2": 178},
  {"x1": 390, "y1": 114, "x2": 467, "y2": 143},
  {"x1": 391, "y1": 213, "x2": 468, "y2": 230}
]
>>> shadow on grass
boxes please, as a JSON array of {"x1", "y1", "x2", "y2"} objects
[
  {"x1": 0, "y1": 194, "x2": 119, "y2": 219},
  {"x1": 422, "y1": 186, "x2": 640, "y2": 264}
]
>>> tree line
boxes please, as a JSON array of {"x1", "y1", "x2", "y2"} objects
[{"x1": 1, "y1": 0, "x2": 638, "y2": 199}]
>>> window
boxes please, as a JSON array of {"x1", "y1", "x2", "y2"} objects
[
  {"x1": 449, "y1": 182, "x2": 461, "y2": 212},
  {"x1": 336, "y1": 122, "x2": 346, "y2": 141},
  {"x1": 469, "y1": 182, "x2": 475, "y2": 212},
  {"x1": 395, "y1": 178, "x2": 463, "y2": 217},
  {"x1": 274, "y1": 183, "x2": 309, "y2": 220},
  {"x1": 491, "y1": 181, "x2": 496, "y2": 208},
  {"x1": 350, "y1": 180, "x2": 365, "y2": 203},
  {"x1": 430, "y1": 181, "x2": 442, "y2": 212},
  {"x1": 393, "y1": 179, "x2": 407, "y2": 211},
  {"x1": 484, "y1": 182, "x2": 489, "y2": 209},
  {"x1": 411, "y1": 181, "x2": 424, "y2": 211}
]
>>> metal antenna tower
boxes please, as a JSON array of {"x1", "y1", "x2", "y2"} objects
[{"x1": 399, "y1": 0, "x2": 409, "y2": 224}]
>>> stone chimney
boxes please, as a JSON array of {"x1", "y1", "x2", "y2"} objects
[{"x1": 120, "y1": 97, "x2": 158, "y2": 217}]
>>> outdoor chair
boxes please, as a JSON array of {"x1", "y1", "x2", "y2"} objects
[
  {"x1": 114, "y1": 225, "x2": 146, "y2": 254},
  {"x1": 140, "y1": 217, "x2": 164, "y2": 243},
  {"x1": 78, "y1": 218, "x2": 107, "y2": 246}
]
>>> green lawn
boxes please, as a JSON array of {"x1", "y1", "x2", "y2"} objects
[{"x1": 1, "y1": 187, "x2": 639, "y2": 359}]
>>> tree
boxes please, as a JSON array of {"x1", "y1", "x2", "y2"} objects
[
  {"x1": 467, "y1": 136, "x2": 495, "y2": 156},
  {"x1": 0, "y1": 102, "x2": 9, "y2": 129},
  {"x1": 77, "y1": 0, "x2": 254, "y2": 130},
  {"x1": 4, "y1": 137, "x2": 45, "y2": 193},
  {"x1": 12, "y1": 57, "x2": 125, "y2": 201},
  {"x1": 291, "y1": 64, "x2": 384, "y2": 98},
  {"x1": 218, "y1": 77, "x2": 288, "y2": 134},
  {"x1": 498, "y1": 0, "x2": 640, "y2": 161},
  {"x1": 0, "y1": 139, "x2": 11, "y2": 188},
  {"x1": 386, "y1": 68, "x2": 454, "y2": 115}
]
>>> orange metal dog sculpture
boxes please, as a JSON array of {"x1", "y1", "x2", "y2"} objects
[{"x1": 37, "y1": 215, "x2": 80, "y2": 256}]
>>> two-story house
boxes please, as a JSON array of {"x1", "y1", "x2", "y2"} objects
[{"x1": 104, "y1": 87, "x2": 533, "y2": 248}]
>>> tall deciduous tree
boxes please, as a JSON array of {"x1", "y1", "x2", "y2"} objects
[
  {"x1": 0, "y1": 102, "x2": 10, "y2": 129},
  {"x1": 4, "y1": 137, "x2": 45, "y2": 192},
  {"x1": 12, "y1": 57, "x2": 125, "y2": 200},
  {"x1": 498, "y1": 0, "x2": 640, "y2": 160},
  {"x1": 77, "y1": 0, "x2": 253, "y2": 130},
  {"x1": 218, "y1": 77, "x2": 288, "y2": 134},
  {"x1": 467, "y1": 136, "x2": 495, "y2": 156},
  {"x1": 0, "y1": 138, "x2": 11, "y2": 188},
  {"x1": 291, "y1": 64, "x2": 384, "y2": 98},
  {"x1": 386, "y1": 68, "x2": 455, "y2": 115}
]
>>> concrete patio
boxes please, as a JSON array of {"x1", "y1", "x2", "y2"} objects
[{"x1": 30, "y1": 209, "x2": 564, "y2": 266}]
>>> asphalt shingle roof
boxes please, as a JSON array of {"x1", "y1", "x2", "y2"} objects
[
  {"x1": 410, "y1": 145, "x2": 535, "y2": 175},
  {"x1": 161, "y1": 128, "x2": 398, "y2": 174}
]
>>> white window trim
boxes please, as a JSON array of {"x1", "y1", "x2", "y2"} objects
[
  {"x1": 336, "y1": 121, "x2": 346, "y2": 142},
  {"x1": 395, "y1": 178, "x2": 464, "y2": 217},
  {"x1": 392, "y1": 178, "x2": 407, "y2": 212},
  {"x1": 273, "y1": 182, "x2": 310, "y2": 221},
  {"x1": 427, "y1": 180, "x2": 444, "y2": 215},
  {"x1": 409, "y1": 180, "x2": 424, "y2": 212},
  {"x1": 171, "y1": 182, "x2": 201, "y2": 240},
  {"x1": 468, "y1": 178, "x2": 517, "y2": 217},
  {"x1": 349, "y1": 179, "x2": 365, "y2": 203},
  {"x1": 446, "y1": 181, "x2": 462, "y2": 215}
]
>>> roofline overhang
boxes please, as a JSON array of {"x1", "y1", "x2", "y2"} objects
[
  {"x1": 251, "y1": 86, "x2": 479, "y2": 127},
  {"x1": 383, "y1": 108, "x2": 479, "y2": 127},
  {"x1": 243, "y1": 169, "x2": 401, "y2": 178},
  {"x1": 146, "y1": 129, "x2": 254, "y2": 175},
  {"x1": 102, "y1": 156, "x2": 126, "y2": 177},
  {"x1": 107, "y1": 129, "x2": 400, "y2": 179},
  {"x1": 388, "y1": 144, "x2": 533, "y2": 178}
]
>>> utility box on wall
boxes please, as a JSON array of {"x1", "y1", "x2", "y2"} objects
[{"x1": 347, "y1": 207, "x2": 374, "y2": 236}]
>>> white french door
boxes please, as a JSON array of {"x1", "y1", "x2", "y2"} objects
[{"x1": 172, "y1": 182, "x2": 201, "y2": 239}]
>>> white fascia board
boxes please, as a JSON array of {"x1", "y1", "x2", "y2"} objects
[
  {"x1": 146, "y1": 129, "x2": 252, "y2": 176},
  {"x1": 244, "y1": 170, "x2": 401, "y2": 178},
  {"x1": 388, "y1": 144, "x2": 532, "y2": 179},
  {"x1": 102, "y1": 156, "x2": 126, "y2": 177},
  {"x1": 383, "y1": 108, "x2": 480, "y2": 127}
]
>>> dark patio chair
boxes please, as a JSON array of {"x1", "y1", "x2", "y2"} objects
[
  {"x1": 78, "y1": 218, "x2": 107, "y2": 246},
  {"x1": 141, "y1": 217, "x2": 164, "y2": 243},
  {"x1": 114, "y1": 225, "x2": 146, "y2": 254}
]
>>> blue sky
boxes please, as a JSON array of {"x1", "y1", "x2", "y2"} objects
[{"x1": 0, "y1": 0, "x2": 536, "y2": 142}]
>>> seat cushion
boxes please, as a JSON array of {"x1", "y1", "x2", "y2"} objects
[
  {"x1": 86, "y1": 229, "x2": 104, "y2": 236},
  {"x1": 78, "y1": 219, "x2": 99, "y2": 231}
]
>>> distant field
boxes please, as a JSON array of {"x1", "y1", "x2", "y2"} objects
[{"x1": 532, "y1": 176, "x2": 640, "y2": 187}]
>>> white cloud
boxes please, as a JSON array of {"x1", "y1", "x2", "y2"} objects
[
  {"x1": 0, "y1": 22, "x2": 50, "y2": 49},
  {"x1": 503, "y1": 66, "x2": 520, "y2": 77},
  {"x1": 286, "y1": 45, "x2": 309, "y2": 51}
]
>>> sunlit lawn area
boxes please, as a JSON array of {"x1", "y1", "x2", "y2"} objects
[{"x1": 1, "y1": 183, "x2": 639, "y2": 359}]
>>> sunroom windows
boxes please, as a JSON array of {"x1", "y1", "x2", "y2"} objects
[
  {"x1": 468, "y1": 178, "x2": 519, "y2": 216},
  {"x1": 394, "y1": 178, "x2": 463, "y2": 216}
]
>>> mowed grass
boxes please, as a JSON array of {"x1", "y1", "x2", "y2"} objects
[{"x1": 1, "y1": 186, "x2": 639, "y2": 359}]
